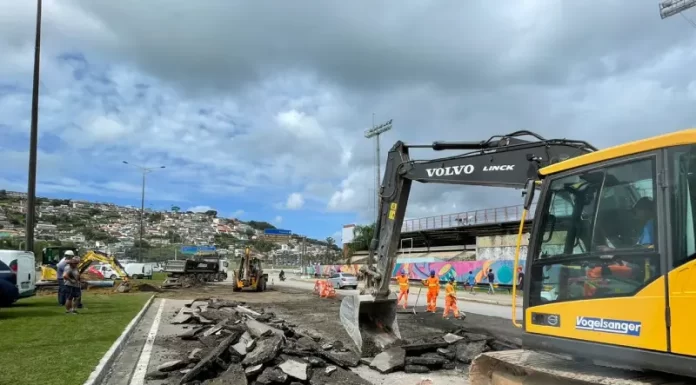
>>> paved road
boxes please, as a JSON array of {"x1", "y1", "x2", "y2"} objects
[{"x1": 274, "y1": 279, "x2": 523, "y2": 321}]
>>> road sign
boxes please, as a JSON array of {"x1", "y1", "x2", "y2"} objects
[
  {"x1": 180, "y1": 245, "x2": 216, "y2": 255},
  {"x1": 264, "y1": 229, "x2": 291, "y2": 235}
]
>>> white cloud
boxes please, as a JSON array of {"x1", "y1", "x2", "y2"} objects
[
  {"x1": 231, "y1": 209, "x2": 245, "y2": 218},
  {"x1": 273, "y1": 215, "x2": 283, "y2": 224},
  {"x1": 187, "y1": 205, "x2": 214, "y2": 213},
  {"x1": 285, "y1": 193, "x2": 305, "y2": 210}
]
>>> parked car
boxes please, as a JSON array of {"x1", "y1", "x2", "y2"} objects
[
  {"x1": 93, "y1": 264, "x2": 120, "y2": 280},
  {"x1": 0, "y1": 260, "x2": 19, "y2": 307},
  {"x1": 0, "y1": 250, "x2": 36, "y2": 299},
  {"x1": 327, "y1": 272, "x2": 358, "y2": 290}
]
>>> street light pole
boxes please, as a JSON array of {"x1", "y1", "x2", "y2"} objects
[
  {"x1": 123, "y1": 161, "x2": 165, "y2": 262},
  {"x1": 25, "y1": 0, "x2": 43, "y2": 253},
  {"x1": 364, "y1": 117, "x2": 393, "y2": 225}
]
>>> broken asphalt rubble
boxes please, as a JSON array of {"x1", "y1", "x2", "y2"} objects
[{"x1": 154, "y1": 298, "x2": 517, "y2": 384}]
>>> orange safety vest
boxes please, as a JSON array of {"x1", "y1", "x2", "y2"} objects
[
  {"x1": 445, "y1": 283, "x2": 456, "y2": 298},
  {"x1": 424, "y1": 276, "x2": 440, "y2": 292},
  {"x1": 396, "y1": 276, "x2": 409, "y2": 290}
]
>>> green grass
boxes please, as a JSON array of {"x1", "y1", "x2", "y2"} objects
[{"x1": 0, "y1": 292, "x2": 152, "y2": 385}]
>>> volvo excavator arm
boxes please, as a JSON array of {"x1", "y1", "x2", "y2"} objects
[{"x1": 340, "y1": 130, "x2": 596, "y2": 355}]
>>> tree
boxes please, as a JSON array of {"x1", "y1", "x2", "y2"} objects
[
  {"x1": 247, "y1": 221, "x2": 275, "y2": 231},
  {"x1": 171, "y1": 205, "x2": 181, "y2": 213},
  {"x1": 0, "y1": 190, "x2": 6, "y2": 199},
  {"x1": 324, "y1": 236, "x2": 336, "y2": 264},
  {"x1": 133, "y1": 239, "x2": 151, "y2": 249},
  {"x1": 167, "y1": 230, "x2": 182, "y2": 243},
  {"x1": 88, "y1": 208, "x2": 102, "y2": 216},
  {"x1": 346, "y1": 223, "x2": 375, "y2": 262},
  {"x1": 250, "y1": 239, "x2": 278, "y2": 253},
  {"x1": 205, "y1": 210, "x2": 218, "y2": 218}
]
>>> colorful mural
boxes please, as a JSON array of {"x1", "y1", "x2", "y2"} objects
[
  {"x1": 392, "y1": 260, "x2": 526, "y2": 285},
  {"x1": 304, "y1": 260, "x2": 525, "y2": 285}
]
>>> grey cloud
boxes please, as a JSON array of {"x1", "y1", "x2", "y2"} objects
[
  {"x1": 3, "y1": 0, "x2": 696, "y2": 223},
  {"x1": 45, "y1": 1, "x2": 693, "y2": 96}
]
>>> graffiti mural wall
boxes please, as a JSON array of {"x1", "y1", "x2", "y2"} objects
[
  {"x1": 307, "y1": 260, "x2": 525, "y2": 285},
  {"x1": 392, "y1": 260, "x2": 526, "y2": 285}
]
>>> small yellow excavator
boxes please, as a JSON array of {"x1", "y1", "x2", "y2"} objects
[
  {"x1": 38, "y1": 246, "x2": 130, "y2": 291},
  {"x1": 232, "y1": 247, "x2": 268, "y2": 292}
]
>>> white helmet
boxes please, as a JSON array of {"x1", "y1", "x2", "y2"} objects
[{"x1": 64, "y1": 250, "x2": 75, "y2": 257}]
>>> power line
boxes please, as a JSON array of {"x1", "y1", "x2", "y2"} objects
[{"x1": 680, "y1": 11, "x2": 696, "y2": 28}]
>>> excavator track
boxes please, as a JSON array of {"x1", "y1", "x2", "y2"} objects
[{"x1": 469, "y1": 350, "x2": 692, "y2": 385}]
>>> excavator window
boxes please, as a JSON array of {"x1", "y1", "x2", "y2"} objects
[
  {"x1": 529, "y1": 156, "x2": 662, "y2": 306},
  {"x1": 670, "y1": 145, "x2": 696, "y2": 268}
]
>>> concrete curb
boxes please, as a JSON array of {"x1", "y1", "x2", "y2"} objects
[{"x1": 83, "y1": 294, "x2": 156, "y2": 385}]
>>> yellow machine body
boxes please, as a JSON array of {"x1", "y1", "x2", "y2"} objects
[{"x1": 514, "y1": 129, "x2": 696, "y2": 377}]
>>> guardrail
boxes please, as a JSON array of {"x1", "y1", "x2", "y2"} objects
[{"x1": 401, "y1": 203, "x2": 539, "y2": 233}]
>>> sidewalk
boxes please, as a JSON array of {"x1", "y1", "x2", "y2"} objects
[{"x1": 288, "y1": 276, "x2": 522, "y2": 307}]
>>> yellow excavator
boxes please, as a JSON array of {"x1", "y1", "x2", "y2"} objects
[
  {"x1": 232, "y1": 247, "x2": 268, "y2": 292},
  {"x1": 339, "y1": 129, "x2": 696, "y2": 384},
  {"x1": 38, "y1": 246, "x2": 130, "y2": 291}
]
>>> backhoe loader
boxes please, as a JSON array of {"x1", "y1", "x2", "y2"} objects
[
  {"x1": 232, "y1": 247, "x2": 268, "y2": 292},
  {"x1": 339, "y1": 129, "x2": 696, "y2": 384},
  {"x1": 37, "y1": 247, "x2": 130, "y2": 291}
]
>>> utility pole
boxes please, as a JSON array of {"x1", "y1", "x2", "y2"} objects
[
  {"x1": 364, "y1": 117, "x2": 393, "y2": 225},
  {"x1": 659, "y1": 0, "x2": 696, "y2": 19},
  {"x1": 24, "y1": 0, "x2": 43, "y2": 253},
  {"x1": 300, "y1": 236, "x2": 306, "y2": 276},
  {"x1": 123, "y1": 161, "x2": 165, "y2": 262}
]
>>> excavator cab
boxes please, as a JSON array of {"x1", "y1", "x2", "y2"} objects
[
  {"x1": 39, "y1": 246, "x2": 79, "y2": 281},
  {"x1": 42, "y1": 246, "x2": 78, "y2": 266}
]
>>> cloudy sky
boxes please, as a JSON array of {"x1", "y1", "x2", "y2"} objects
[{"x1": 1, "y1": 1, "x2": 695, "y2": 243}]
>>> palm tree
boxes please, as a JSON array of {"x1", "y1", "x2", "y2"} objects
[
  {"x1": 325, "y1": 236, "x2": 335, "y2": 264},
  {"x1": 346, "y1": 223, "x2": 375, "y2": 263}
]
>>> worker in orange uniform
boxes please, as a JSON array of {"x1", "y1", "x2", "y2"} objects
[
  {"x1": 443, "y1": 277, "x2": 465, "y2": 319},
  {"x1": 396, "y1": 271, "x2": 410, "y2": 309},
  {"x1": 422, "y1": 270, "x2": 440, "y2": 313}
]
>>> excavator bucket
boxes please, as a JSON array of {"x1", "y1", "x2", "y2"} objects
[{"x1": 339, "y1": 293, "x2": 401, "y2": 356}]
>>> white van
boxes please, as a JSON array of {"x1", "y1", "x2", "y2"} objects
[
  {"x1": 124, "y1": 263, "x2": 153, "y2": 279},
  {"x1": 0, "y1": 250, "x2": 36, "y2": 299}
]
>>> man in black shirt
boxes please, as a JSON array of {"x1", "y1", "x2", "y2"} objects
[{"x1": 487, "y1": 269, "x2": 495, "y2": 295}]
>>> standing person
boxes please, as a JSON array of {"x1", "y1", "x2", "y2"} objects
[
  {"x1": 422, "y1": 270, "x2": 440, "y2": 313},
  {"x1": 443, "y1": 277, "x2": 464, "y2": 319},
  {"x1": 486, "y1": 269, "x2": 495, "y2": 295},
  {"x1": 467, "y1": 271, "x2": 476, "y2": 294},
  {"x1": 63, "y1": 257, "x2": 82, "y2": 314},
  {"x1": 396, "y1": 271, "x2": 409, "y2": 309},
  {"x1": 56, "y1": 250, "x2": 73, "y2": 306},
  {"x1": 517, "y1": 267, "x2": 524, "y2": 293}
]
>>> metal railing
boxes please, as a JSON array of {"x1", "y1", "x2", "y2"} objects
[
  {"x1": 401, "y1": 203, "x2": 538, "y2": 233},
  {"x1": 400, "y1": 186, "x2": 655, "y2": 233}
]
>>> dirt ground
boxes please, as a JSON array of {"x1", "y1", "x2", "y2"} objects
[{"x1": 156, "y1": 284, "x2": 523, "y2": 350}]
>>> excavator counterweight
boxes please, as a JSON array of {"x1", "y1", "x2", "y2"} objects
[{"x1": 339, "y1": 130, "x2": 596, "y2": 355}]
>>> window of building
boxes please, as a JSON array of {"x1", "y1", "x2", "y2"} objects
[{"x1": 529, "y1": 157, "x2": 661, "y2": 306}]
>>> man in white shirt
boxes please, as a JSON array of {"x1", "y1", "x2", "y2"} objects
[{"x1": 56, "y1": 250, "x2": 73, "y2": 306}]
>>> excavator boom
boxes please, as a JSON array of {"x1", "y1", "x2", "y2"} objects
[{"x1": 339, "y1": 130, "x2": 596, "y2": 355}]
